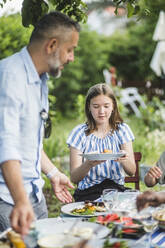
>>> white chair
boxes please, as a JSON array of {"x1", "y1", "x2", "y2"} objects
[
  {"x1": 120, "y1": 87, "x2": 146, "y2": 117},
  {"x1": 103, "y1": 69, "x2": 112, "y2": 85}
]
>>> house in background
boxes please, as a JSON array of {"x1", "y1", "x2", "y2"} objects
[{"x1": 87, "y1": 5, "x2": 129, "y2": 36}]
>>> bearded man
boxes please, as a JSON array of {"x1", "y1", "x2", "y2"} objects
[{"x1": 0, "y1": 11, "x2": 80, "y2": 236}]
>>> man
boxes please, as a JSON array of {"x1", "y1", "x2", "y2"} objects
[
  {"x1": 144, "y1": 151, "x2": 165, "y2": 187},
  {"x1": 0, "y1": 11, "x2": 80, "y2": 236},
  {"x1": 136, "y1": 191, "x2": 165, "y2": 211}
]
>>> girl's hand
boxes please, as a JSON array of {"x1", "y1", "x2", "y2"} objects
[{"x1": 115, "y1": 150, "x2": 128, "y2": 162}]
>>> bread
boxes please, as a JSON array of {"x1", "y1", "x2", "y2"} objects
[{"x1": 7, "y1": 231, "x2": 26, "y2": 248}]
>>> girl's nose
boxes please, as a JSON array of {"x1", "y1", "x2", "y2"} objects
[{"x1": 99, "y1": 107, "x2": 104, "y2": 113}]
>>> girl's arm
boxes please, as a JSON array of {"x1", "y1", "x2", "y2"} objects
[
  {"x1": 69, "y1": 146, "x2": 103, "y2": 184},
  {"x1": 118, "y1": 141, "x2": 136, "y2": 176}
]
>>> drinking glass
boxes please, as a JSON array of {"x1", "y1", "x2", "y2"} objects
[
  {"x1": 101, "y1": 189, "x2": 118, "y2": 211},
  {"x1": 141, "y1": 218, "x2": 158, "y2": 248}
]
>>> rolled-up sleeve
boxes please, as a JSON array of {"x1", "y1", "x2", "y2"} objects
[{"x1": 0, "y1": 70, "x2": 22, "y2": 164}]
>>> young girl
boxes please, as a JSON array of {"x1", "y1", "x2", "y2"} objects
[{"x1": 67, "y1": 83, "x2": 136, "y2": 201}]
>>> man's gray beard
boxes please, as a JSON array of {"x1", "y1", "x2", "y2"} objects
[
  {"x1": 49, "y1": 68, "x2": 62, "y2": 78},
  {"x1": 48, "y1": 50, "x2": 62, "y2": 78}
]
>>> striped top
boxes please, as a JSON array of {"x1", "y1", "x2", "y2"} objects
[{"x1": 67, "y1": 123, "x2": 135, "y2": 190}]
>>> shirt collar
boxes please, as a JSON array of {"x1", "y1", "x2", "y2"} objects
[{"x1": 20, "y1": 47, "x2": 48, "y2": 84}]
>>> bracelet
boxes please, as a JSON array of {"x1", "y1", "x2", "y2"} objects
[{"x1": 46, "y1": 167, "x2": 59, "y2": 179}]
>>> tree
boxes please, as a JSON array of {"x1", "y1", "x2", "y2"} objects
[
  {"x1": 0, "y1": 14, "x2": 32, "y2": 59},
  {"x1": 0, "y1": 0, "x2": 151, "y2": 28},
  {"x1": 0, "y1": 0, "x2": 88, "y2": 27}
]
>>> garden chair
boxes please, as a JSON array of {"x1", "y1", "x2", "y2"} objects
[
  {"x1": 125, "y1": 152, "x2": 142, "y2": 190},
  {"x1": 120, "y1": 87, "x2": 146, "y2": 117}
]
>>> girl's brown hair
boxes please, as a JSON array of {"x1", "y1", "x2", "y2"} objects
[{"x1": 85, "y1": 83, "x2": 123, "y2": 135}]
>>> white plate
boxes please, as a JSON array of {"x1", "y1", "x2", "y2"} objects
[
  {"x1": 38, "y1": 234, "x2": 80, "y2": 248},
  {"x1": 80, "y1": 152, "x2": 125, "y2": 161},
  {"x1": 35, "y1": 218, "x2": 110, "y2": 240},
  {"x1": 61, "y1": 202, "x2": 109, "y2": 217}
]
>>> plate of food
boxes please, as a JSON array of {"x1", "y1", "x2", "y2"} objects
[
  {"x1": 103, "y1": 238, "x2": 135, "y2": 248},
  {"x1": 61, "y1": 201, "x2": 108, "y2": 217},
  {"x1": 37, "y1": 234, "x2": 80, "y2": 248},
  {"x1": 80, "y1": 150, "x2": 125, "y2": 161},
  {"x1": 152, "y1": 209, "x2": 165, "y2": 229},
  {"x1": 35, "y1": 218, "x2": 110, "y2": 240}
]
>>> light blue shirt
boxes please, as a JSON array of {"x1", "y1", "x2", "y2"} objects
[
  {"x1": 0, "y1": 47, "x2": 49, "y2": 204},
  {"x1": 67, "y1": 123, "x2": 135, "y2": 189}
]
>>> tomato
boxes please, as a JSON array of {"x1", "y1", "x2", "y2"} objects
[
  {"x1": 113, "y1": 242, "x2": 120, "y2": 248},
  {"x1": 123, "y1": 228, "x2": 137, "y2": 233},
  {"x1": 96, "y1": 215, "x2": 105, "y2": 224},
  {"x1": 104, "y1": 213, "x2": 119, "y2": 222}
]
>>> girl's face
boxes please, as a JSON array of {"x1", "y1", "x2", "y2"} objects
[{"x1": 89, "y1": 94, "x2": 114, "y2": 125}]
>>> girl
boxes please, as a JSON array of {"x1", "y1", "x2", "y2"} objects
[{"x1": 67, "y1": 83, "x2": 136, "y2": 201}]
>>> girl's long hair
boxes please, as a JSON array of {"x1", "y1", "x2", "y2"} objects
[{"x1": 85, "y1": 83, "x2": 123, "y2": 135}]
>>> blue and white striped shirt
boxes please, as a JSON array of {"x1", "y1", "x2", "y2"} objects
[{"x1": 67, "y1": 123, "x2": 135, "y2": 190}]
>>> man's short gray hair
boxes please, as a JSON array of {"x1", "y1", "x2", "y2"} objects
[{"x1": 29, "y1": 11, "x2": 80, "y2": 43}]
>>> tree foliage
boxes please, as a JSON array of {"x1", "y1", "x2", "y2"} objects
[
  {"x1": 49, "y1": 27, "x2": 110, "y2": 115},
  {"x1": 106, "y1": 22, "x2": 155, "y2": 82},
  {"x1": 0, "y1": 0, "x2": 154, "y2": 28},
  {"x1": 0, "y1": 14, "x2": 32, "y2": 59},
  {"x1": 1, "y1": 1, "x2": 165, "y2": 116}
]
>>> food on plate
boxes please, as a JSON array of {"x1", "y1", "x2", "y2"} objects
[
  {"x1": 153, "y1": 209, "x2": 165, "y2": 221},
  {"x1": 7, "y1": 231, "x2": 26, "y2": 248},
  {"x1": 0, "y1": 231, "x2": 26, "y2": 248},
  {"x1": 93, "y1": 214, "x2": 141, "y2": 230},
  {"x1": 103, "y1": 149, "x2": 112, "y2": 153},
  {"x1": 71, "y1": 201, "x2": 106, "y2": 215},
  {"x1": 0, "y1": 237, "x2": 11, "y2": 248},
  {"x1": 38, "y1": 234, "x2": 80, "y2": 248},
  {"x1": 103, "y1": 239, "x2": 129, "y2": 248},
  {"x1": 70, "y1": 227, "x2": 93, "y2": 239}
]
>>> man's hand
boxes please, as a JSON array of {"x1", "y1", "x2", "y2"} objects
[
  {"x1": 147, "y1": 166, "x2": 162, "y2": 180},
  {"x1": 10, "y1": 199, "x2": 35, "y2": 236},
  {"x1": 50, "y1": 171, "x2": 74, "y2": 203},
  {"x1": 136, "y1": 191, "x2": 165, "y2": 212}
]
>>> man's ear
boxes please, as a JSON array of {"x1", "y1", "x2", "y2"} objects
[{"x1": 46, "y1": 38, "x2": 58, "y2": 54}]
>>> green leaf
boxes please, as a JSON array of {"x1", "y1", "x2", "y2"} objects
[
  {"x1": 127, "y1": 2, "x2": 135, "y2": 18},
  {"x1": 22, "y1": 0, "x2": 49, "y2": 27}
]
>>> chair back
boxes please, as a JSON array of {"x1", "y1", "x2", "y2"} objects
[{"x1": 125, "y1": 152, "x2": 142, "y2": 190}]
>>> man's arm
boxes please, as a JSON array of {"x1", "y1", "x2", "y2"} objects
[
  {"x1": 1, "y1": 160, "x2": 34, "y2": 236},
  {"x1": 41, "y1": 150, "x2": 74, "y2": 203},
  {"x1": 136, "y1": 191, "x2": 165, "y2": 211},
  {"x1": 144, "y1": 166, "x2": 162, "y2": 187}
]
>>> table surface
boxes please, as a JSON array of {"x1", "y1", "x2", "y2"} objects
[
  {"x1": 2, "y1": 191, "x2": 165, "y2": 248},
  {"x1": 23, "y1": 216, "x2": 165, "y2": 248}
]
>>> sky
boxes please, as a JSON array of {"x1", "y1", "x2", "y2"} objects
[{"x1": 0, "y1": 0, "x2": 23, "y2": 16}]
